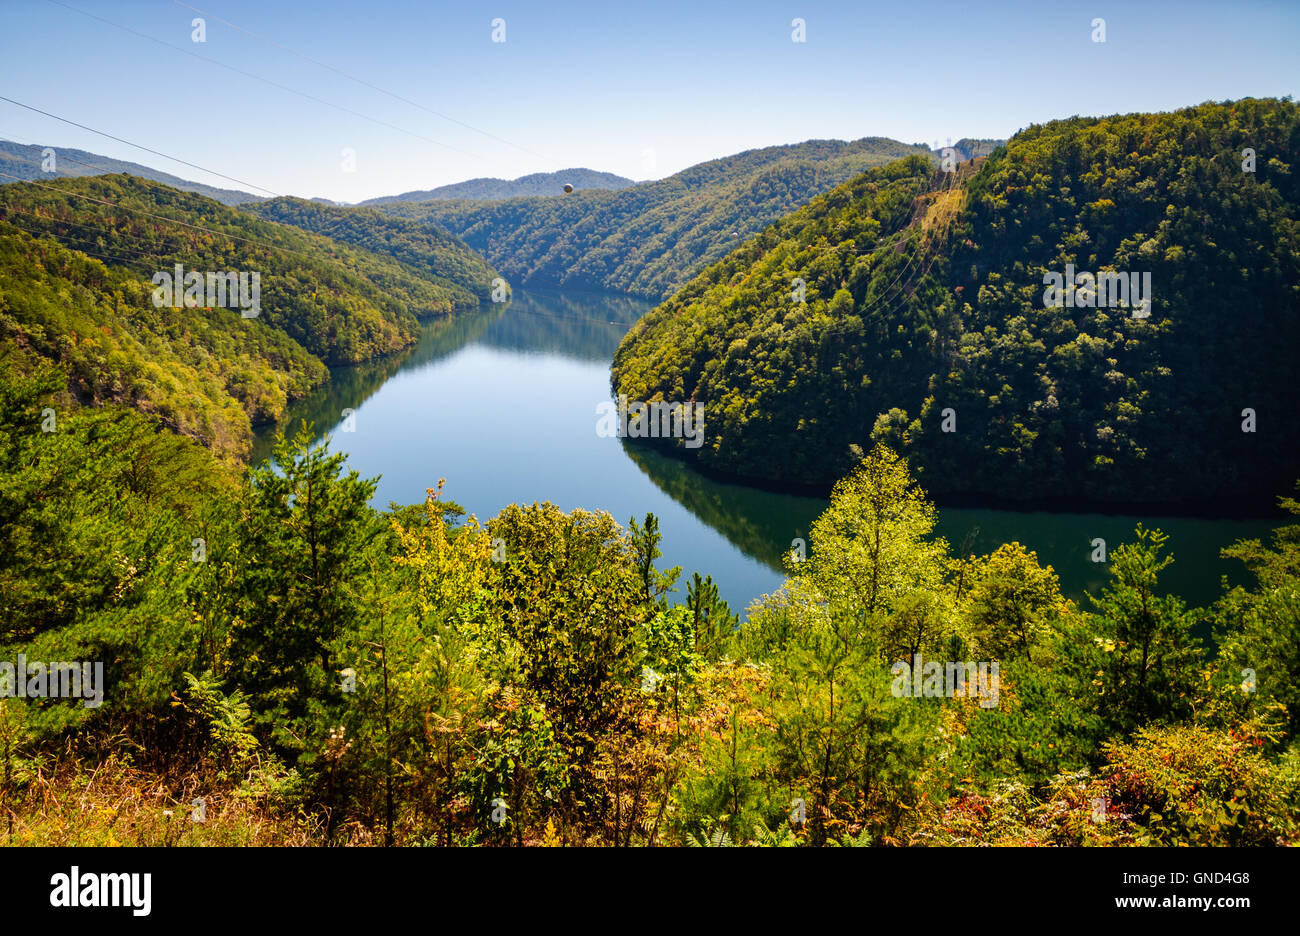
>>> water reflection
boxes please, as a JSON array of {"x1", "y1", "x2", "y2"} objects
[
  {"x1": 252, "y1": 288, "x2": 1281, "y2": 614},
  {"x1": 251, "y1": 304, "x2": 504, "y2": 462},
  {"x1": 622, "y1": 443, "x2": 821, "y2": 573},
  {"x1": 474, "y1": 288, "x2": 649, "y2": 361},
  {"x1": 625, "y1": 437, "x2": 1280, "y2": 609}
]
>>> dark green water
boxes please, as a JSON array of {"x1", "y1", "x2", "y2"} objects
[{"x1": 254, "y1": 289, "x2": 1282, "y2": 616}]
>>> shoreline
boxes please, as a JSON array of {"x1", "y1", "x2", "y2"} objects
[{"x1": 619, "y1": 437, "x2": 1292, "y2": 521}]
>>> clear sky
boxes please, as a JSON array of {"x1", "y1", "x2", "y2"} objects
[{"x1": 1, "y1": 0, "x2": 1296, "y2": 203}]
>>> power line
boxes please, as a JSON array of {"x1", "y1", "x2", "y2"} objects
[
  {"x1": 0, "y1": 137, "x2": 238, "y2": 195},
  {"x1": 169, "y1": 0, "x2": 557, "y2": 167},
  {"x1": 0, "y1": 168, "x2": 314, "y2": 260},
  {"x1": 45, "y1": 0, "x2": 490, "y2": 164},
  {"x1": 0, "y1": 209, "x2": 199, "y2": 279},
  {"x1": 858, "y1": 163, "x2": 959, "y2": 315},
  {"x1": 0, "y1": 165, "x2": 479, "y2": 292},
  {"x1": 1, "y1": 215, "x2": 162, "y2": 271},
  {"x1": 0, "y1": 96, "x2": 281, "y2": 198},
  {"x1": 0, "y1": 144, "x2": 253, "y2": 257},
  {"x1": 0, "y1": 204, "x2": 193, "y2": 266}
]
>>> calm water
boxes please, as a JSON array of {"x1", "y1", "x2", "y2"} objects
[{"x1": 253, "y1": 289, "x2": 1282, "y2": 617}]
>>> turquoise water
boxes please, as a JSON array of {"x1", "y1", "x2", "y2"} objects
[{"x1": 254, "y1": 289, "x2": 1282, "y2": 616}]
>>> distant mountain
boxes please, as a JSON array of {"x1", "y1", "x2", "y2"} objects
[
  {"x1": 0, "y1": 139, "x2": 262, "y2": 206},
  {"x1": 362, "y1": 168, "x2": 635, "y2": 204},
  {"x1": 0, "y1": 174, "x2": 495, "y2": 459},
  {"x1": 371, "y1": 138, "x2": 935, "y2": 299},
  {"x1": 612, "y1": 98, "x2": 1300, "y2": 505}
]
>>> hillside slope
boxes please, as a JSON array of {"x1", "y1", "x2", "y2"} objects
[
  {"x1": 246, "y1": 196, "x2": 497, "y2": 306},
  {"x1": 374, "y1": 138, "x2": 935, "y2": 300},
  {"x1": 0, "y1": 175, "x2": 489, "y2": 458},
  {"x1": 612, "y1": 99, "x2": 1300, "y2": 506}
]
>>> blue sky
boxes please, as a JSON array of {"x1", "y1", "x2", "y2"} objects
[{"x1": 1, "y1": 0, "x2": 1296, "y2": 202}]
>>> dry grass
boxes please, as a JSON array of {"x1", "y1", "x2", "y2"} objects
[
  {"x1": 2, "y1": 753, "x2": 326, "y2": 847},
  {"x1": 921, "y1": 187, "x2": 966, "y2": 234}
]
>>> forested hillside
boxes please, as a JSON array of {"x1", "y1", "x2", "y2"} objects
[
  {"x1": 375, "y1": 138, "x2": 935, "y2": 299},
  {"x1": 247, "y1": 196, "x2": 497, "y2": 307},
  {"x1": 0, "y1": 175, "x2": 495, "y2": 458},
  {"x1": 0, "y1": 139, "x2": 262, "y2": 205},
  {"x1": 613, "y1": 98, "x2": 1300, "y2": 505},
  {"x1": 361, "y1": 168, "x2": 635, "y2": 203}
]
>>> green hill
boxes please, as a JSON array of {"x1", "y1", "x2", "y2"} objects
[
  {"x1": 361, "y1": 168, "x2": 635, "y2": 204},
  {"x1": 612, "y1": 99, "x2": 1300, "y2": 506},
  {"x1": 246, "y1": 196, "x2": 498, "y2": 306},
  {"x1": 374, "y1": 138, "x2": 935, "y2": 300},
  {"x1": 0, "y1": 174, "x2": 495, "y2": 459}
]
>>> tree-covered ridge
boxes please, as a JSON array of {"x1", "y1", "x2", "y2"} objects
[
  {"x1": 375, "y1": 137, "x2": 935, "y2": 300},
  {"x1": 2, "y1": 370, "x2": 1296, "y2": 847},
  {"x1": 246, "y1": 196, "x2": 497, "y2": 307},
  {"x1": 360, "y1": 168, "x2": 636, "y2": 204},
  {"x1": 1, "y1": 174, "x2": 485, "y2": 339},
  {"x1": 612, "y1": 98, "x2": 1300, "y2": 505},
  {"x1": 0, "y1": 174, "x2": 488, "y2": 459}
]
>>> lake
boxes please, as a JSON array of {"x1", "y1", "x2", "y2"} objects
[{"x1": 253, "y1": 288, "x2": 1282, "y2": 617}]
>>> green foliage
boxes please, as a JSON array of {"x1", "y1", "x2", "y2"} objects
[
  {"x1": 1, "y1": 362, "x2": 1298, "y2": 846},
  {"x1": 1088, "y1": 526, "x2": 1202, "y2": 733},
  {"x1": 628, "y1": 512, "x2": 681, "y2": 608},
  {"x1": 485, "y1": 502, "x2": 650, "y2": 832},
  {"x1": 614, "y1": 98, "x2": 1300, "y2": 504},
  {"x1": 744, "y1": 594, "x2": 938, "y2": 845},
  {"x1": 963, "y1": 543, "x2": 1064, "y2": 662},
  {"x1": 794, "y1": 443, "x2": 948, "y2": 636},
  {"x1": 1214, "y1": 487, "x2": 1300, "y2": 736},
  {"x1": 1099, "y1": 723, "x2": 1298, "y2": 846},
  {"x1": 379, "y1": 138, "x2": 934, "y2": 300},
  {"x1": 685, "y1": 572, "x2": 738, "y2": 661},
  {"x1": 247, "y1": 197, "x2": 496, "y2": 308},
  {"x1": 953, "y1": 626, "x2": 1106, "y2": 785},
  {"x1": 224, "y1": 428, "x2": 380, "y2": 758},
  {"x1": 0, "y1": 174, "x2": 495, "y2": 459},
  {"x1": 644, "y1": 605, "x2": 702, "y2": 685},
  {"x1": 0, "y1": 365, "x2": 233, "y2": 729},
  {"x1": 175, "y1": 671, "x2": 259, "y2": 768}
]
